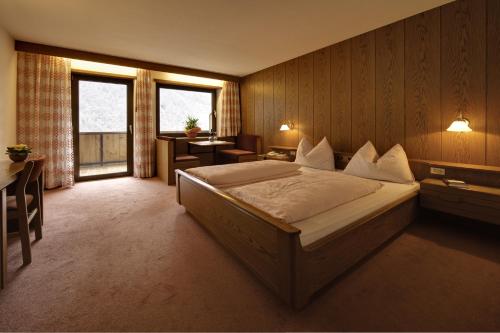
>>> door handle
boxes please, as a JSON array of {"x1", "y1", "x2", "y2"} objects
[{"x1": 129, "y1": 125, "x2": 133, "y2": 134}]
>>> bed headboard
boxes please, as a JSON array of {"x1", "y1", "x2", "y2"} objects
[
  {"x1": 333, "y1": 151, "x2": 500, "y2": 187},
  {"x1": 334, "y1": 152, "x2": 353, "y2": 170}
]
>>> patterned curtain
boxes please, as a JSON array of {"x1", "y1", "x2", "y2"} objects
[
  {"x1": 217, "y1": 81, "x2": 241, "y2": 137},
  {"x1": 133, "y1": 69, "x2": 155, "y2": 178},
  {"x1": 17, "y1": 52, "x2": 74, "y2": 189}
]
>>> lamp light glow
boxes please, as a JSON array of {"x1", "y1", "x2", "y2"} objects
[
  {"x1": 446, "y1": 116, "x2": 472, "y2": 132},
  {"x1": 280, "y1": 123, "x2": 291, "y2": 131}
]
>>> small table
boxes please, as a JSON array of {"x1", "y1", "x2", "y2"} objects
[
  {"x1": 420, "y1": 178, "x2": 500, "y2": 225},
  {"x1": 188, "y1": 140, "x2": 234, "y2": 164}
]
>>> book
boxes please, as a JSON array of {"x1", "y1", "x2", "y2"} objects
[{"x1": 443, "y1": 178, "x2": 468, "y2": 189}]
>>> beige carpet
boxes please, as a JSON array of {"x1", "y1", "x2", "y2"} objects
[{"x1": 0, "y1": 177, "x2": 499, "y2": 331}]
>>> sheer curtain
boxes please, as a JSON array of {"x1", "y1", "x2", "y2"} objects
[
  {"x1": 17, "y1": 52, "x2": 74, "y2": 189},
  {"x1": 133, "y1": 69, "x2": 155, "y2": 178},
  {"x1": 217, "y1": 81, "x2": 241, "y2": 137}
]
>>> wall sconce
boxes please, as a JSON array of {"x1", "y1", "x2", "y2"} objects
[
  {"x1": 280, "y1": 121, "x2": 294, "y2": 131},
  {"x1": 447, "y1": 113, "x2": 472, "y2": 132}
]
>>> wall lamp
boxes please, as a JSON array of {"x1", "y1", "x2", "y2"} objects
[
  {"x1": 447, "y1": 112, "x2": 472, "y2": 132},
  {"x1": 280, "y1": 121, "x2": 294, "y2": 131}
]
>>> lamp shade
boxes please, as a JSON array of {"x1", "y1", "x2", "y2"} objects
[
  {"x1": 280, "y1": 123, "x2": 290, "y2": 131},
  {"x1": 446, "y1": 118, "x2": 472, "y2": 132}
]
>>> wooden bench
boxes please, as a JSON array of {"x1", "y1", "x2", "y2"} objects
[
  {"x1": 156, "y1": 137, "x2": 200, "y2": 185},
  {"x1": 218, "y1": 135, "x2": 260, "y2": 164}
]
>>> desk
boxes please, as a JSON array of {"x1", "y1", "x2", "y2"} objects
[
  {"x1": 0, "y1": 156, "x2": 44, "y2": 290},
  {"x1": 0, "y1": 160, "x2": 25, "y2": 289},
  {"x1": 188, "y1": 140, "x2": 234, "y2": 164}
]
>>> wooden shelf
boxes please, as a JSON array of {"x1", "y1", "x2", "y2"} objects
[
  {"x1": 268, "y1": 145, "x2": 297, "y2": 151},
  {"x1": 420, "y1": 178, "x2": 500, "y2": 225}
]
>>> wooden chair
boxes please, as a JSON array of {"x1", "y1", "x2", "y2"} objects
[
  {"x1": 7, "y1": 159, "x2": 44, "y2": 265},
  {"x1": 218, "y1": 135, "x2": 260, "y2": 163}
]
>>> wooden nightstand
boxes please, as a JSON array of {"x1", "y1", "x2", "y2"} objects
[
  {"x1": 419, "y1": 178, "x2": 500, "y2": 225},
  {"x1": 267, "y1": 145, "x2": 297, "y2": 162}
]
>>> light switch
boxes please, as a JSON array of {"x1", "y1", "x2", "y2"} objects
[{"x1": 430, "y1": 167, "x2": 445, "y2": 175}]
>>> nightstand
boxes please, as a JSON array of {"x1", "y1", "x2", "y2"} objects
[
  {"x1": 266, "y1": 145, "x2": 297, "y2": 162},
  {"x1": 419, "y1": 178, "x2": 500, "y2": 225}
]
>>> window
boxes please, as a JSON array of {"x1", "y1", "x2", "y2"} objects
[{"x1": 156, "y1": 84, "x2": 215, "y2": 135}]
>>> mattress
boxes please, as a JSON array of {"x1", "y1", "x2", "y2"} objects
[{"x1": 294, "y1": 168, "x2": 420, "y2": 246}]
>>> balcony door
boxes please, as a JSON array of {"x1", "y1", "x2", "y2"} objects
[{"x1": 72, "y1": 74, "x2": 133, "y2": 181}]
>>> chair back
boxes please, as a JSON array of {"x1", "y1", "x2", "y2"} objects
[
  {"x1": 28, "y1": 158, "x2": 45, "y2": 183},
  {"x1": 16, "y1": 161, "x2": 34, "y2": 197},
  {"x1": 237, "y1": 135, "x2": 258, "y2": 152}
]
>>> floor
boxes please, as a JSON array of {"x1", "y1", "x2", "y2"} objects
[
  {"x1": 0, "y1": 177, "x2": 499, "y2": 331},
  {"x1": 79, "y1": 162, "x2": 127, "y2": 177}
]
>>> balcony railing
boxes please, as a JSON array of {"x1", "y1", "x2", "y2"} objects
[{"x1": 79, "y1": 132, "x2": 127, "y2": 166}]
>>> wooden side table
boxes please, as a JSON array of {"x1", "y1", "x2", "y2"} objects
[
  {"x1": 419, "y1": 178, "x2": 500, "y2": 225},
  {"x1": 267, "y1": 145, "x2": 297, "y2": 162}
]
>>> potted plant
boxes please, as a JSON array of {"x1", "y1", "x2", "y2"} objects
[
  {"x1": 6, "y1": 144, "x2": 32, "y2": 162},
  {"x1": 184, "y1": 116, "x2": 202, "y2": 138}
]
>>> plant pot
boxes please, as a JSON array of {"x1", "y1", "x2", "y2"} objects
[
  {"x1": 9, "y1": 153, "x2": 28, "y2": 162},
  {"x1": 185, "y1": 127, "x2": 201, "y2": 138}
]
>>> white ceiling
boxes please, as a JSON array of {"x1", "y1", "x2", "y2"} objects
[{"x1": 0, "y1": 0, "x2": 452, "y2": 77}]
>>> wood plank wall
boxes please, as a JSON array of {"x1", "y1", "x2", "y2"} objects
[{"x1": 240, "y1": 0, "x2": 500, "y2": 167}]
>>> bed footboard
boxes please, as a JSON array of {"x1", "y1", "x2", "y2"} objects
[{"x1": 176, "y1": 170, "x2": 301, "y2": 306}]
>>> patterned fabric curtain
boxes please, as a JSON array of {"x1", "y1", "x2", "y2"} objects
[
  {"x1": 217, "y1": 81, "x2": 241, "y2": 137},
  {"x1": 17, "y1": 52, "x2": 74, "y2": 189},
  {"x1": 133, "y1": 69, "x2": 155, "y2": 178}
]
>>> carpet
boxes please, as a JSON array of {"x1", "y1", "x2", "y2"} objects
[{"x1": 0, "y1": 177, "x2": 499, "y2": 331}]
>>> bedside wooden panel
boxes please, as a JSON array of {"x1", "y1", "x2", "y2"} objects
[{"x1": 420, "y1": 178, "x2": 500, "y2": 224}]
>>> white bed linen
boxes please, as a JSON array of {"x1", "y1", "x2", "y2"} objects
[
  {"x1": 186, "y1": 160, "x2": 301, "y2": 187},
  {"x1": 295, "y1": 168, "x2": 419, "y2": 246},
  {"x1": 223, "y1": 168, "x2": 382, "y2": 223}
]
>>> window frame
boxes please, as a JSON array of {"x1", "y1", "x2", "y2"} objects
[{"x1": 155, "y1": 83, "x2": 217, "y2": 137}]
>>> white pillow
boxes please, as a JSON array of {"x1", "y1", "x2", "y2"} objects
[
  {"x1": 344, "y1": 141, "x2": 414, "y2": 184},
  {"x1": 294, "y1": 137, "x2": 335, "y2": 171}
]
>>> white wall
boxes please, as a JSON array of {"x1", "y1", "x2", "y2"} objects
[{"x1": 0, "y1": 26, "x2": 16, "y2": 160}]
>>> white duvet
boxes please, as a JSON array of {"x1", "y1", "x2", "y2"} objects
[
  {"x1": 186, "y1": 160, "x2": 301, "y2": 187},
  {"x1": 224, "y1": 169, "x2": 383, "y2": 223}
]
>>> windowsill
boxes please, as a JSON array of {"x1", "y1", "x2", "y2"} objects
[{"x1": 158, "y1": 132, "x2": 212, "y2": 138}]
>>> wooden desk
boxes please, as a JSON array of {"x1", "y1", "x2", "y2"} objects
[
  {"x1": 188, "y1": 140, "x2": 234, "y2": 164},
  {"x1": 0, "y1": 160, "x2": 25, "y2": 289}
]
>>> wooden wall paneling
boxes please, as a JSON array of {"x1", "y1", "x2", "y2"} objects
[
  {"x1": 441, "y1": 0, "x2": 486, "y2": 164},
  {"x1": 263, "y1": 67, "x2": 275, "y2": 153},
  {"x1": 298, "y1": 53, "x2": 314, "y2": 143},
  {"x1": 254, "y1": 72, "x2": 264, "y2": 153},
  {"x1": 404, "y1": 9, "x2": 442, "y2": 161},
  {"x1": 487, "y1": 0, "x2": 500, "y2": 166},
  {"x1": 240, "y1": 77, "x2": 249, "y2": 134},
  {"x1": 375, "y1": 21, "x2": 405, "y2": 153},
  {"x1": 331, "y1": 40, "x2": 352, "y2": 152},
  {"x1": 274, "y1": 63, "x2": 286, "y2": 146},
  {"x1": 313, "y1": 47, "x2": 331, "y2": 144},
  {"x1": 246, "y1": 75, "x2": 255, "y2": 135},
  {"x1": 285, "y1": 59, "x2": 299, "y2": 147},
  {"x1": 351, "y1": 32, "x2": 376, "y2": 151}
]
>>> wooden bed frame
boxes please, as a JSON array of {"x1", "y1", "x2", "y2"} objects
[{"x1": 175, "y1": 166, "x2": 418, "y2": 309}]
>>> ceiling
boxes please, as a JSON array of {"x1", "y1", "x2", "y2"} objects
[{"x1": 0, "y1": 0, "x2": 452, "y2": 77}]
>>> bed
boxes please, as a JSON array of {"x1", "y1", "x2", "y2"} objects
[{"x1": 175, "y1": 158, "x2": 419, "y2": 309}]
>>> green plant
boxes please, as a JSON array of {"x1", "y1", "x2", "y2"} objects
[
  {"x1": 5, "y1": 144, "x2": 32, "y2": 155},
  {"x1": 185, "y1": 116, "x2": 199, "y2": 131}
]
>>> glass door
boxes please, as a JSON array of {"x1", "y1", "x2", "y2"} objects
[{"x1": 72, "y1": 74, "x2": 133, "y2": 181}]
